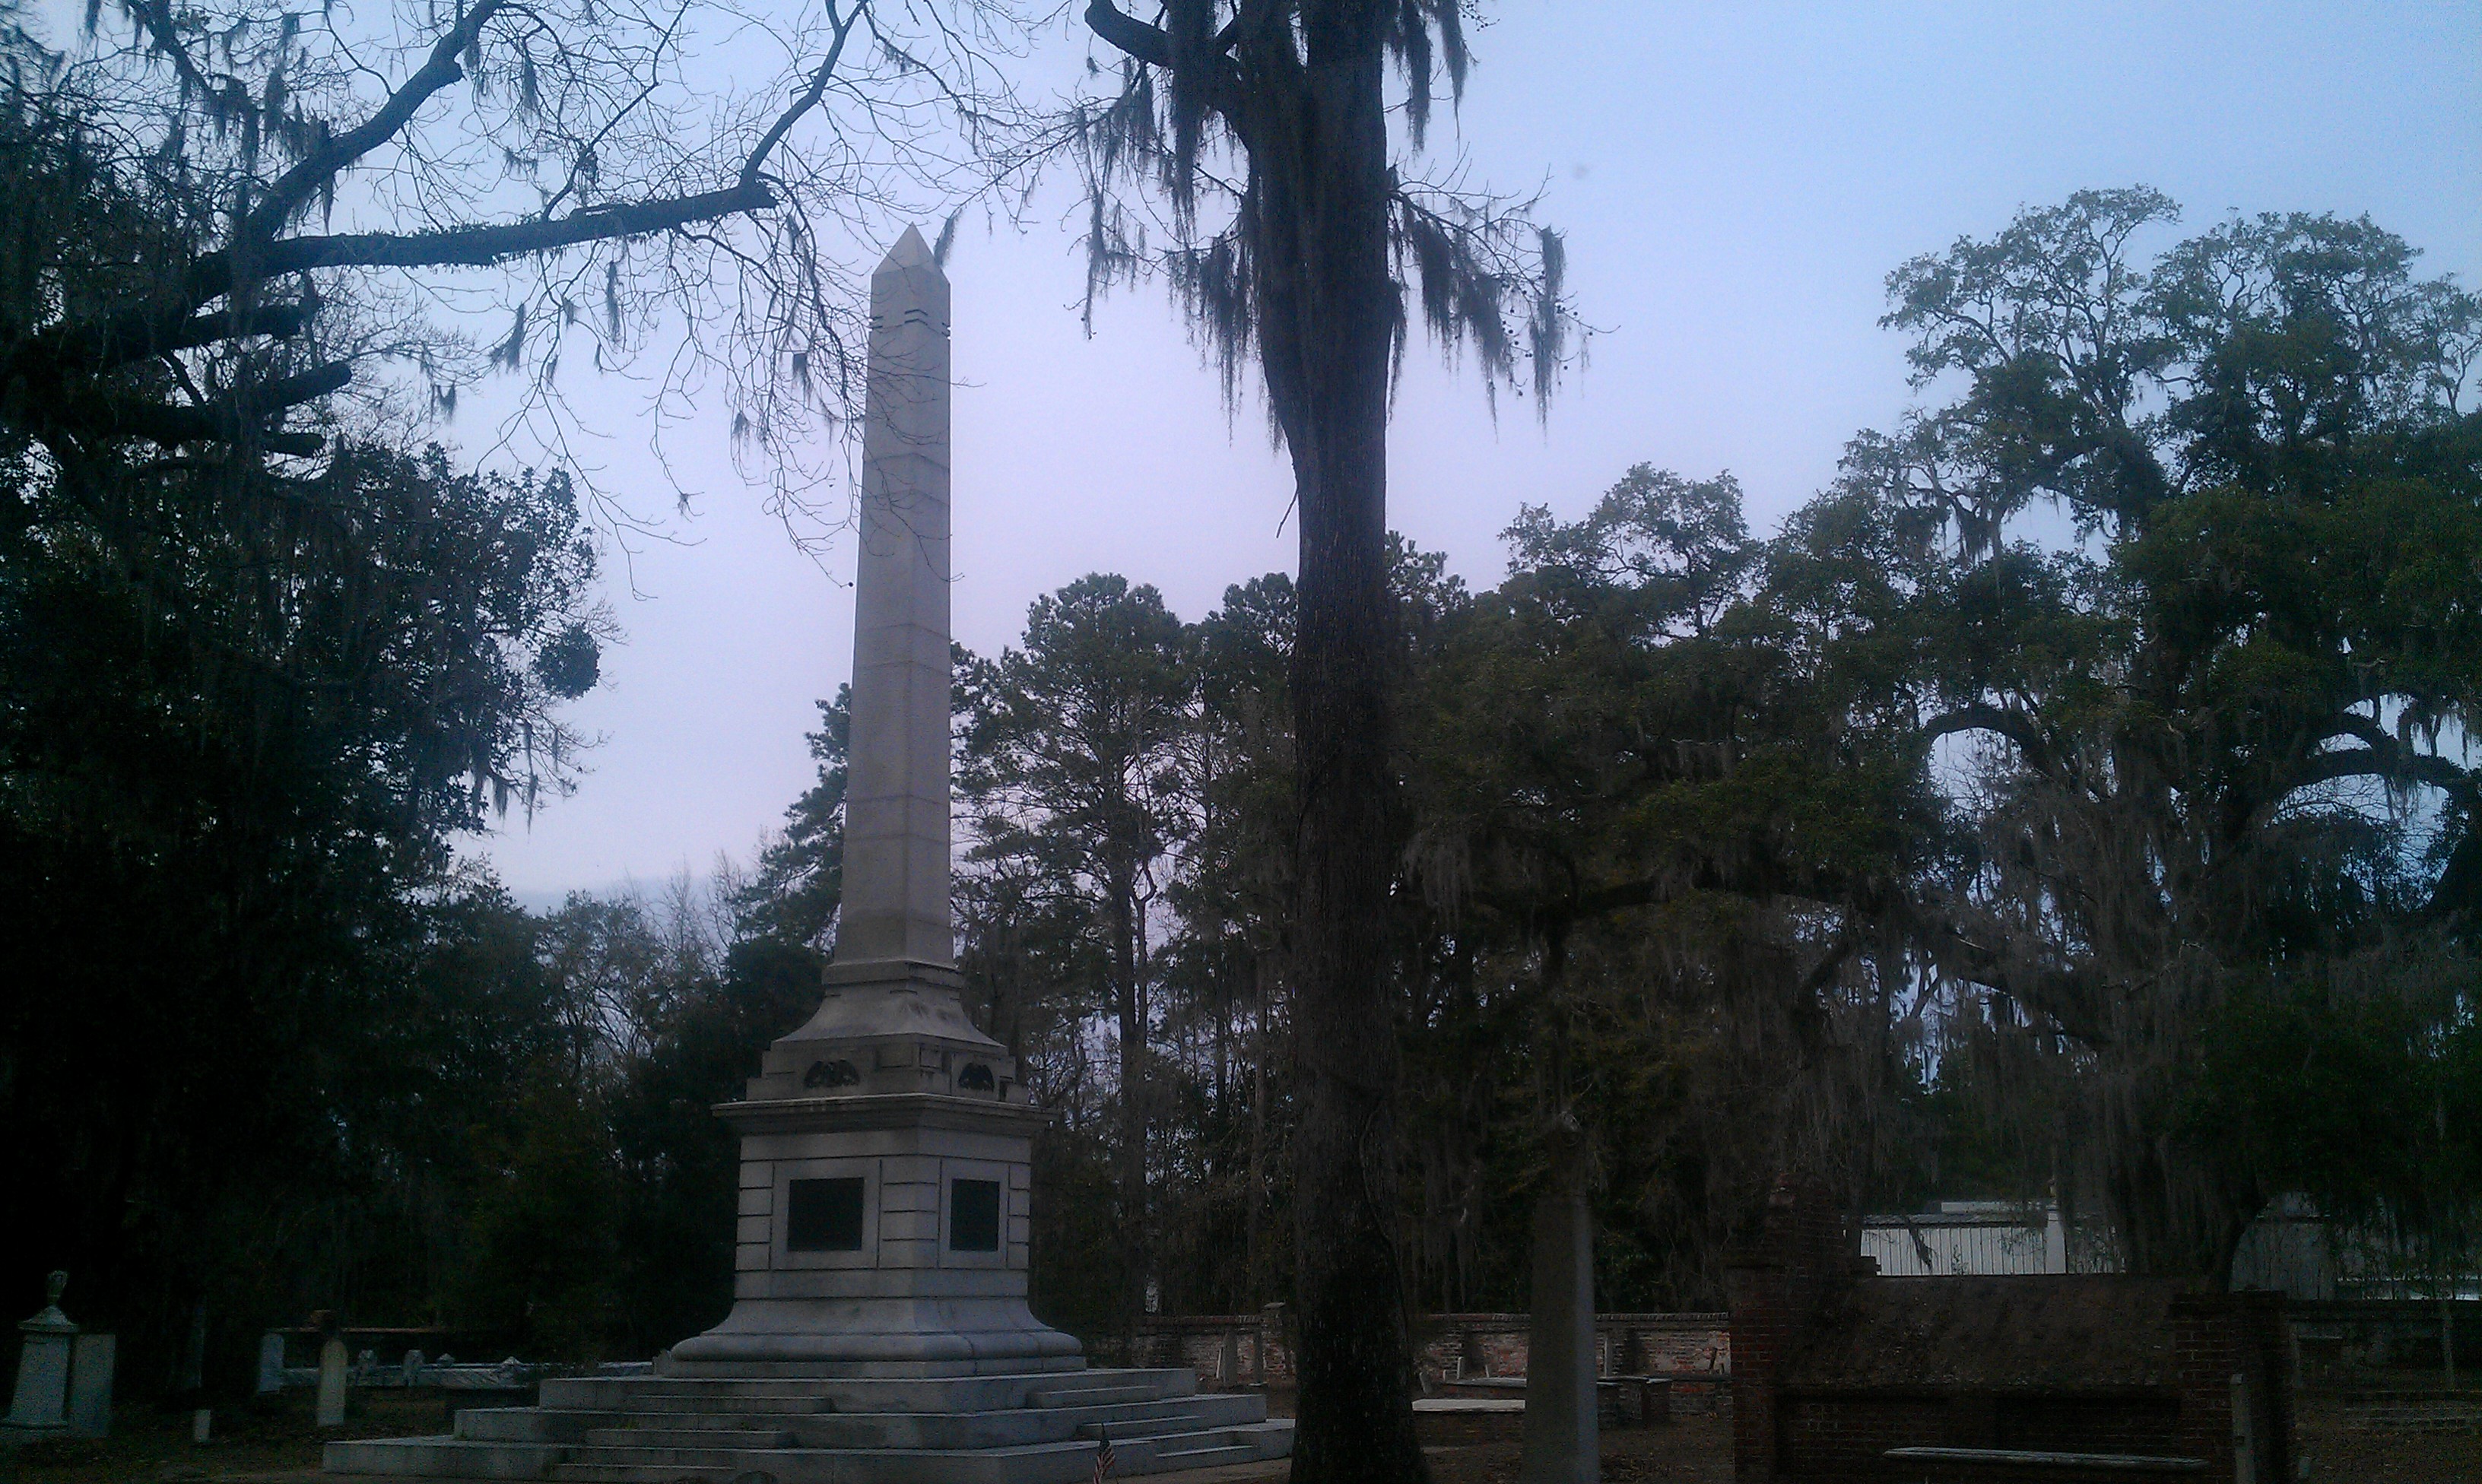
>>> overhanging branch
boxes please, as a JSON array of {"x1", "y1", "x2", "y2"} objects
[
  {"x1": 247, "y1": 183, "x2": 776, "y2": 274},
  {"x1": 1084, "y1": 0, "x2": 1172, "y2": 65},
  {"x1": 246, "y1": 0, "x2": 515, "y2": 241},
  {"x1": 1924, "y1": 701, "x2": 2056, "y2": 776}
]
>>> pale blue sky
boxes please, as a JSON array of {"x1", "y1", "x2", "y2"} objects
[{"x1": 465, "y1": 2, "x2": 2482, "y2": 903}]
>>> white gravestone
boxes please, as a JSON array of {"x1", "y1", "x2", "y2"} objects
[
  {"x1": 67, "y1": 1333, "x2": 113, "y2": 1438},
  {"x1": 2, "y1": 1272, "x2": 76, "y2": 1441},
  {"x1": 256, "y1": 1332, "x2": 287, "y2": 1394},
  {"x1": 316, "y1": 1337, "x2": 349, "y2": 1427}
]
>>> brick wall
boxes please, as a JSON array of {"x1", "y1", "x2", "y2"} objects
[
  {"x1": 1776, "y1": 1393, "x2": 1944, "y2": 1480},
  {"x1": 1726, "y1": 1179, "x2": 2294, "y2": 1484},
  {"x1": 1127, "y1": 1307, "x2": 1731, "y2": 1403},
  {"x1": 2168, "y1": 1290, "x2": 2293, "y2": 1484},
  {"x1": 1129, "y1": 1311, "x2": 1292, "y2": 1384},
  {"x1": 1408, "y1": 1312, "x2": 1731, "y2": 1384}
]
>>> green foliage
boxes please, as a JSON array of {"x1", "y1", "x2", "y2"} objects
[
  {"x1": 960, "y1": 573, "x2": 1199, "y2": 1337},
  {"x1": 2186, "y1": 953, "x2": 2482, "y2": 1289},
  {"x1": 455, "y1": 1079, "x2": 624, "y2": 1363},
  {"x1": 1850, "y1": 189, "x2": 2482, "y2": 1275},
  {"x1": 0, "y1": 426, "x2": 605, "y2": 1381},
  {"x1": 13, "y1": 168, "x2": 2477, "y2": 1400},
  {"x1": 735, "y1": 690, "x2": 850, "y2": 953},
  {"x1": 607, "y1": 936, "x2": 821, "y2": 1351}
]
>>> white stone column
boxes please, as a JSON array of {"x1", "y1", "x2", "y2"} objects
[
  {"x1": 67, "y1": 1334, "x2": 113, "y2": 1438},
  {"x1": 256, "y1": 1332, "x2": 287, "y2": 1395},
  {"x1": 836, "y1": 224, "x2": 954, "y2": 972}
]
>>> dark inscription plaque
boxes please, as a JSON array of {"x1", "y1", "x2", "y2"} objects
[
  {"x1": 949, "y1": 1178, "x2": 1001, "y2": 1252},
  {"x1": 786, "y1": 1176, "x2": 866, "y2": 1251}
]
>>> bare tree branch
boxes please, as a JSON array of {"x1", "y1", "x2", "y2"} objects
[
  {"x1": 246, "y1": 0, "x2": 515, "y2": 242},
  {"x1": 738, "y1": 0, "x2": 862, "y2": 192}
]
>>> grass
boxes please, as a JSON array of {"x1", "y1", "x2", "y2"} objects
[{"x1": 2, "y1": 1389, "x2": 447, "y2": 1484}]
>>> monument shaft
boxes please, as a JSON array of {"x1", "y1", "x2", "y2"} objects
[{"x1": 840, "y1": 238, "x2": 955, "y2": 969}]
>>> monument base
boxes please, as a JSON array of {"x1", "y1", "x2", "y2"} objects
[
  {"x1": 325, "y1": 962, "x2": 1293, "y2": 1478},
  {"x1": 323, "y1": 1367, "x2": 1293, "y2": 1481},
  {"x1": 663, "y1": 1295, "x2": 1084, "y2": 1376},
  {"x1": 660, "y1": 958, "x2": 1081, "y2": 1376}
]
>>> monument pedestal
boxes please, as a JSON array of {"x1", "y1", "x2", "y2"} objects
[
  {"x1": 665, "y1": 961, "x2": 1081, "y2": 1377},
  {"x1": 327, "y1": 969, "x2": 1296, "y2": 1484}
]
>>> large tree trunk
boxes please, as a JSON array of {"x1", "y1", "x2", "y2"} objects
[
  {"x1": 1076, "y1": 2, "x2": 1429, "y2": 1473},
  {"x1": 1252, "y1": 11, "x2": 1425, "y2": 1481}
]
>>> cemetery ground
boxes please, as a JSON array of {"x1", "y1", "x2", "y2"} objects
[{"x1": 3, "y1": 1387, "x2": 2478, "y2": 1483}]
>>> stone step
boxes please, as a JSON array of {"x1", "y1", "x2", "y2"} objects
[
  {"x1": 1029, "y1": 1383, "x2": 1160, "y2": 1407},
  {"x1": 611, "y1": 1393, "x2": 842, "y2": 1416},
  {"x1": 328, "y1": 1417, "x2": 1292, "y2": 1482},
  {"x1": 596, "y1": 1409, "x2": 824, "y2": 1432},
  {"x1": 1046, "y1": 1392, "x2": 1268, "y2": 1431},
  {"x1": 545, "y1": 1440, "x2": 1106, "y2": 1484},
  {"x1": 1115, "y1": 1422, "x2": 1294, "y2": 1475},
  {"x1": 1142, "y1": 1444, "x2": 1260, "y2": 1470},
  {"x1": 582, "y1": 1425, "x2": 795, "y2": 1448},
  {"x1": 454, "y1": 1406, "x2": 618, "y2": 1442},
  {"x1": 1072, "y1": 1413, "x2": 1212, "y2": 1441},
  {"x1": 430, "y1": 1388, "x2": 1269, "y2": 1457},
  {"x1": 543, "y1": 1377, "x2": 836, "y2": 1407},
  {"x1": 544, "y1": 1368, "x2": 1193, "y2": 1420}
]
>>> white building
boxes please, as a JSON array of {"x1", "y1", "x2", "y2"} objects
[{"x1": 1861, "y1": 1200, "x2": 2070, "y2": 1276}]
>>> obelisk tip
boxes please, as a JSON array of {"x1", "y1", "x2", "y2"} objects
[{"x1": 878, "y1": 224, "x2": 941, "y2": 277}]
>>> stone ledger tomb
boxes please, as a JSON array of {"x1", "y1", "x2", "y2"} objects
[{"x1": 326, "y1": 229, "x2": 1293, "y2": 1482}]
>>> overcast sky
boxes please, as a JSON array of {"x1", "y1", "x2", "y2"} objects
[{"x1": 459, "y1": 2, "x2": 2482, "y2": 906}]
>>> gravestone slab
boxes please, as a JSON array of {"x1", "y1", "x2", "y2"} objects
[
  {"x1": 1523, "y1": 1184, "x2": 1600, "y2": 1484},
  {"x1": 68, "y1": 1333, "x2": 113, "y2": 1437},
  {"x1": 316, "y1": 1337, "x2": 349, "y2": 1427},
  {"x1": 257, "y1": 1332, "x2": 287, "y2": 1394}
]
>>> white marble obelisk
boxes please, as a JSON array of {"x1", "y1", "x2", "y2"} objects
[
  {"x1": 838, "y1": 221, "x2": 958, "y2": 975},
  {"x1": 670, "y1": 228, "x2": 1081, "y2": 1377}
]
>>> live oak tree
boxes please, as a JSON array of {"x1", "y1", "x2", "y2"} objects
[
  {"x1": 1068, "y1": 5, "x2": 1577, "y2": 1476},
  {"x1": 0, "y1": 436, "x2": 608, "y2": 1378},
  {"x1": 1399, "y1": 470, "x2": 1944, "y2": 1308},
  {"x1": 1854, "y1": 189, "x2": 2482, "y2": 1276}
]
